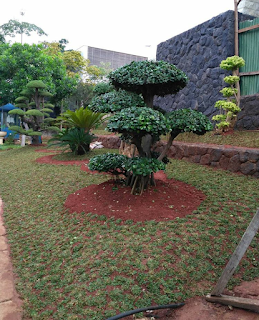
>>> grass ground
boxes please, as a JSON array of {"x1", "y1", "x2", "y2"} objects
[
  {"x1": 0, "y1": 141, "x2": 258, "y2": 319},
  {"x1": 0, "y1": 144, "x2": 21, "y2": 150}
]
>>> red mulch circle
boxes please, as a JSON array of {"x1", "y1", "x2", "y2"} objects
[
  {"x1": 36, "y1": 153, "x2": 206, "y2": 222},
  {"x1": 35, "y1": 150, "x2": 259, "y2": 319},
  {"x1": 64, "y1": 177, "x2": 205, "y2": 222}
]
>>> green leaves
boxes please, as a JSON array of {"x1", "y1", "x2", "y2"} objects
[
  {"x1": 27, "y1": 80, "x2": 47, "y2": 89},
  {"x1": 58, "y1": 107, "x2": 105, "y2": 131},
  {"x1": 8, "y1": 109, "x2": 26, "y2": 116},
  {"x1": 214, "y1": 101, "x2": 241, "y2": 113},
  {"x1": 25, "y1": 109, "x2": 45, "y2": 117},
  {"x1": 224, "y1": 76, "x2": 240, "y2": 85},
  {"x1": 125, "y1": 157, "x2": 165, "y2": 176},
  {"x1": 220, "y1": 56, "x2": 245, "y2": 71},
  {"x1": 213, "y1": 56, "x2": 244, "y2": 132},
  {"x1": 89, "y1": 89, "x2": 145, "y2": 113},
  {"x1": 88, "y1": 153, "x2": 165, "y2": 178},
  {"x1": 220, "y1": 87, "x2": 238, "y2": 97},
  {"x1": 108, "y1": 60, "x2": 188, "y2": 99},
  {"x1": 107, "y1": 107, "x2": 170, "y2": 136},
  {"x1": 88, "y1": 153, "x2": 128, "y2": 175},
  {"x1": 0, "y1": 19, "x2": 47, "y2": 38},
  {"x1": 167, "y1": 109, "x2": 213, "y2": 135},
  {"x1": 0, "y1": 42, "x2": 77, "y2": 105}
]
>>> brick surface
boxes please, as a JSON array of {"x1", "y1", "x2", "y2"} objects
[
  {"x1": 0, "y1": 198, "x2": 23, "y2": 320},
  {"x1": 0, "y1": 271, "x2": 14, "y2": 302},
  {"x1": 0, "y1": 225, "x2": 6, "y2": 236},
  {"x1": 0, "y1": 237, "x2": 8, "y2": 251},
  {"x1": 0, "y1": 251, "x2": 11, "y2": 270},
  {"x1": 0, "y1": 301, "x2": 22, "y2": 320}
]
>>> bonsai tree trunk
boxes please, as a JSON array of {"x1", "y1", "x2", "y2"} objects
[
  {"x1": 31, "y1": 135, "x2": 41, "y2": 145},
  {"x1": 126, "y1": 134, "x2": 157, "y2": 195}
]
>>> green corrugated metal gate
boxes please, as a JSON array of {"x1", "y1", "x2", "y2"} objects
[{"x1": 239, "y1": 17, "x2": 259, "y2": 96}]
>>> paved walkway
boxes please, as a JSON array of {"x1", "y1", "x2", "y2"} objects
[{"x1": 0, "y1": 198, "x2": 22, "y2": 320}]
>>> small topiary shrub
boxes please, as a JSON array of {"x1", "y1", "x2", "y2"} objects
[
  {"x1": 212, "y1": 55, "x2": 245, "y2": 132},
  {"x1": 88, "y1": 153, "x2": 128, "y2": 177}
]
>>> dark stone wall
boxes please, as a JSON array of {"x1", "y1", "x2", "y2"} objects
[
  {"x1": 236, "y1": 95, "x2": 259, "y2": 130},
  {"x1": 155, "y1": 10, "x2": 253, "y2": 121}
]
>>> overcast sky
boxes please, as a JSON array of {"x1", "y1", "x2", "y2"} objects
[{"x1": 1, "y1": 0, "x2": 235, "y2": 59}]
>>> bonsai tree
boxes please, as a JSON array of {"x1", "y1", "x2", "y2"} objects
[
  {"x1": 89, "y1": 60, "x2": 213, "y2": 194},
  {"x1": 212, "y1": 56, "x2": 245, "y2": 132},
  {"x1": 8, "y1": 80, "x2": 57, "y2": 145},
  {"x1": 48, "y1": 107, "x2": 105, "y2": 155}
]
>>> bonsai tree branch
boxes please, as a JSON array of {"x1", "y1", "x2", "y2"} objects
[{"x1": 158, "y1": 130, "x2": 180, "y2": 161}]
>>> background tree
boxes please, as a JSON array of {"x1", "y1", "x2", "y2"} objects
[
  {"x1": 8, "y1": 80, "x2": 57, "y2": 145},
  {"x1": 42, "y1": 42, "x2": 111, "y2": 110},
  {"x1": 58, "y1": 38, "x2": 69, "y2": 52},
  {"x1": 0, "y1": 19, "x2": 47, "y2": 44},
  {"x1": 89, "y1": 60, "x2": 213, "y2": 194},
  {"x1": 0, "y1": 43, "x2": 78, "y2": 106},
  {"x1": 0, "y1": 33, "x2": 5, "y2": 43}
]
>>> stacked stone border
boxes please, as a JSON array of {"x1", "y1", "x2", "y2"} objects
[{"x1": 97, "y1": 135, "x2": 259, "y2": 178}]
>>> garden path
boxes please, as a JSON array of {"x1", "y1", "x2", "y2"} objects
[{"x1": 0, "y1": 197, "x2": 22, "y2": 320}]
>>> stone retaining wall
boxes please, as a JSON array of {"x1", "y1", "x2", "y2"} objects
[{"x1": 97, "y1": 135, "x2": 259, "y2": 178}]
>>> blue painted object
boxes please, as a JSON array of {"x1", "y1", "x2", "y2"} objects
[{"x1": 0, "y1": 103, "x2": 21, "y2": 139}]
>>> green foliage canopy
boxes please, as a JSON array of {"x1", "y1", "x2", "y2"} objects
[
  {"x1": 106, "y1": 107, "x2": 170, "y2": 137},
  {"x1": 109, "y1": 60, "x2": 188, "y2": 108},
  {"x1": 89, "y1": 89, "x2": 145, "y2": 113},
  {"x1": 125, "y1": 157, "x2": 165, "y2": 177},
  {"x1": 167, "y1": 108, "x2": 213, "y2": 135},
  {"x1": 88, "y1": 153, "x2": 128, "y2": 176},
  {"x1": 0, "y1": 43, "x2": 77, "y2": 105},
  {"x1": 220, "y1": 56, "x2": 245, "y2": 71}
]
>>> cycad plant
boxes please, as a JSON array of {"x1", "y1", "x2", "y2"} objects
[
  {"x1": 48, "y1": 107, "x2": 105, "y2": 155},
  {"x1": 48, "y1": 127, "x2": 95, "y2": 155},
  {"x1": 58, "y1": 107, "x2": 105, "y2": 131}
]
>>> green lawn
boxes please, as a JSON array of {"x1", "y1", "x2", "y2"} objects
[
  {"x1": 0, "y1": 144, "x2": 21, "y2": 151},
  {"x1": 0, "y1": 145, "x2": 258, "y2": 319}
]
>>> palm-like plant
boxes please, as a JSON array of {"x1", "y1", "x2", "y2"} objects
[
  {"x1": 48, "y1": 107, "x2": 106, "y2": 155},
  {"x1": 57, "y1": 107, "x2": 106, "y2": 132}
]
